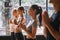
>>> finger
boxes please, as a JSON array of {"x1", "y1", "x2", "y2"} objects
[{"x1": 43, "y1": 11, "x2": 50, "y2": 22}]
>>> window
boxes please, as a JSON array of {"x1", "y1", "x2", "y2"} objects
[
  {"x1": 0, "y1": 0, "x2": 6, "y2": 36},
  {"x1": 48, "y1": 0, "x2": 54, "y2": 17},
  {"x1": 0, "y1": 0, "x2": 54, "y2": 36}
]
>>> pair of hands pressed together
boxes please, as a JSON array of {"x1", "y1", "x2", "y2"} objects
[
  {"x1": 42, "y1": 11, "x2": 50, "y2": 27},
  {"x1": 19, "y1": 23, "x2": 26, "y2": 31}
]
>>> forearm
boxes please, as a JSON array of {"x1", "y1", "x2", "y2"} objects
[
  {"x1": 25, "y1": 29, "x2": 35, "y2": 39},
  {"x1": 46, "y1": 24, "x2": 60, "y2": 40},
  {"x1": 19, "y1": 24, "x2": 35, "y2": 38},
  {"x1": 44, "y1": 27, "x2": 47, "y2": 38}
]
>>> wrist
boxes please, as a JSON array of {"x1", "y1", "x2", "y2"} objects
[{"x1": 46, "y1": 23, "x2": 51, "y2": 28}]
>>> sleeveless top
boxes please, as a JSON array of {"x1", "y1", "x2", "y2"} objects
[
  {"x1": 9, "y1": 19, "x2": 17, "y2": 32},
  {"x1": 10, "y1": 15, "x2": 25, "y2": 32},
  {"x1": 26, "y1": 18, "x2": 37, "y2": 34}
]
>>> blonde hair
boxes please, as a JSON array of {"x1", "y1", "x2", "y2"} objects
[{"x1": 12, "y1": 9, "x2": 17, "y2": 16}]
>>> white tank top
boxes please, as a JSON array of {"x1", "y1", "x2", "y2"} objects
[
  {"x1": 10, "y1": 15, "x2": 25, "y2": 32},
  {"x1": 9, "y1": 19, "x2": 18, "y2": 32}
]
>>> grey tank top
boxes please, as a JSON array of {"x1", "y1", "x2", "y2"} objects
[{"x1": 27, "y1": 19, "x2": 37, "y2": 33}]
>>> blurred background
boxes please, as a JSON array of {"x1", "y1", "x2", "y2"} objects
[{"x1": 0, "y1": 0, "x2": 54, "y2": 37}]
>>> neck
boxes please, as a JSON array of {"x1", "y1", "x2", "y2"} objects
[{"x1": 32, "y1": 15, "x2": 36, "y2": 20}]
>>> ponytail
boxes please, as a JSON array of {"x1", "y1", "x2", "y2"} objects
[
  {"x1": 38, "y1": 6, "x2": 42, "y2": 27},
  {"x1": 31, "y1": 5, "x2": 42, "y2": 27}
]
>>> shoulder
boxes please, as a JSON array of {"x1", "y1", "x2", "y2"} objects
[{"x1": 32, "y1": 20, "x2": 37, "y2": 28}]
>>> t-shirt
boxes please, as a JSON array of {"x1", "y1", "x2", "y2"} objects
[{"x1": 46, "y1": 11, "x2": 60, "y2": 40}]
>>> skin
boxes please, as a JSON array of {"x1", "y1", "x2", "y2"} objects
[
  {"x1": 43, "y1": 0, "x2": 60, "y2": 40},
  {"x1": 18, "y1": 7, "x2": 37, "y2": 39},
  {"x1": 12, "y1": 10, "x2": 22, "y2": 33},
  {"x1": 9, "y1": 10, "x2": 18, "y2": 24},
  {"x1": 18, "y1": 10, "x2": 24, "y2": 17},
  {"x1": 9, "y1": 10, "x2": 19, "y2": 33},
  {"x1": 17, "y1": 9, "x2": 25, "y2": 24},
  {"x1": 15, "y1": 9, "x2": 25, "y2": 33}
]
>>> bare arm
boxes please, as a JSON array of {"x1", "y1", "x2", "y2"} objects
[
  {"x1": 44, "y1": 27, "x2": 47, "y2": 38},
  {"x1": 43, "y1": 18, "x2": 52, "y2": 38},
  {"x1": 19, "y1": 23, "x2": 37, "y2": 39},
  {"x1": 21, "y1": 18, "x2": 25, "y2": 24},
  {"x1": 44, "y1": 16, "x2": 52, "y2": 38},
  {"x1": 42, "y1": 11, "x2": 60, "y2": 40},
  {"x1": 46, "y1": 24, "x2": 60, "y2": 40},
  {"x1": 32, "y1": 26, "x2": 37, "y2": 38}
]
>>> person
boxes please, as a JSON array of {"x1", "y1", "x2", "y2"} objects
[
  {"x1": 14, "y1": 7, "x2": 25, "y2": 40},
  {"x1": 9, "y1": 9, "x2": 18, "y2": 40},
  {"x1": 18, "y1": 5, "x2": 42, "y2": 40},
  {"x1": 42, "y1": 0, "x2": 60, "y2": 40}
]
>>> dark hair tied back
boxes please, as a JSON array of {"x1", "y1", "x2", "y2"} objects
[{"x1": 31, "y1": 5, "x2": 42, "y2": 27}]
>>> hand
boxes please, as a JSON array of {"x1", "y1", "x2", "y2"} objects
[
  {"x1": 42, "y1": 11, "x2": 50, "y2": 26},
  {"x1": 19, "y1": 23, "x2": 26, "y2": 30}
]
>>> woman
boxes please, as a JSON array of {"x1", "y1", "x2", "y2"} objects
[
  {"x1": 14, "y1": 7, "x2": 25, "y2": 40},
  {"x1": 42, "y1": 0, "x2": 60, "y2": 40},
  {"x1": 18, "y1": 5, "x2": 42, "y2": 40},
  {"x1": 9, "y1": 9, "x2": 18, "y2": 40}
]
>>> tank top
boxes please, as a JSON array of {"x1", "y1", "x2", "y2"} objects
[
  {"x1": 9, "y1": 19, "x2": 17, "y2": 32},
  {"x1": 28, "y1": 19, "x2": 37, "y2": 33},
  {"x1": 26, "y1": 18, "x2": 37, "y2": 38}
]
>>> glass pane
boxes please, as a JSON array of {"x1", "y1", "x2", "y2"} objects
[
  {"x1": 11, "y1": 0, "x2": 19, "y2": 8},
  {"x1": 0, "y1": 0, "x2": 47, "y2": 36},
  {"x1": 0, "y1": 0, "x2": 6, "y2": 36},
  {"x1": 21, "y1": 0, "x2": 46, "y2": 5},
  {"x1": 0, "y1": 0, "x2": 12, "y2": 36},
  {"x1": 48, "y1": 0, "x2": 54, "y2": 17},
  {"x1": 21, "y1": 0, "x2": 46, "y2": 11}
]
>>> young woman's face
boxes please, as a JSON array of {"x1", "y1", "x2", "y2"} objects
[{"x1": 29, "y1": 7, "x2": 36, "y2": 17}]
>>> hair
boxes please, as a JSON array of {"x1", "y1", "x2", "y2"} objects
[
  {"x1": 12, "y1": 9, "x2": 18, "y2": 24},
  {"x1": 18, "y1": 6, "x2": 24, "y2": 11},
  {"x1": 31, "y1": 5, "x2": 42, "y2": 27}
]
